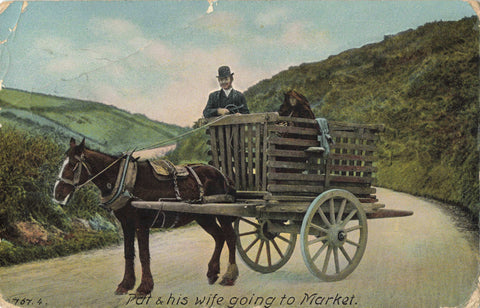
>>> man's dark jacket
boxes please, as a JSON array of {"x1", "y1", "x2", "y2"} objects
[{"x1": 203, "y1": 89, "x2": 250, "y2": 118}]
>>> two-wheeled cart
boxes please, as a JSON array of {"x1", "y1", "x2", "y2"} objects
[{"x1": 133, "y1": 113, "x2": 413, "y2": 281}]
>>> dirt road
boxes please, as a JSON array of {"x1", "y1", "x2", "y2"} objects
[{"x1": 0, "y1": 188, "x2": 478, "y2": 308}]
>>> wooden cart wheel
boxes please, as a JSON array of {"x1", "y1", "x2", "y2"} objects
[
  {"x1": 234, "y1": 217, "x2": 297, "y2": 273},
  {"x1": 300, "y1": 189, "x2": 368, "y2": 281}
]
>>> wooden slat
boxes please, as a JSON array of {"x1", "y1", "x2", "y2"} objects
[
  {"x1": 218, "y1": 126, "x2": 227, "y2": 175},
  {"x1": 262, "y1": 122, "x2": 268, "y2": 190},
  {"x1": 209, "y1": 128, "x2": 220, "y2": 168},
  {"x1": 267, "y1": 172, "x2": 326, "y2": 182},
  {"x1": 240, "y1": 125, "x2": 246, "y2": 190},
  {"x1": 267, "y1": 184, "x2": 377, "y2": 195},
  {"x1": 277, "y1": 116, "x2": 318, "y2": 125},
  {"x1": 207, "y1": 112, "x2": 280, "y2": 126},
  {"x1": 329, "y1": 165, "x2": 377, "y2": 173},
  {"x1": 268, "y1": 125, "x2": 319, "y2": 136},
  {"x1": 329, "y1": 174, "x2": 374, "y2": 184},
  {"x1": 247, "y1": 124, "x2": 254, "y2": 190},
  {"x1": 268, "y1": 136, "x2": 319, "y2": 147},
  {"x1": 329, "y1": 121, "x2": 385, "y2": 132},
  {"x1": 233, "y1": 125, "x2": 240, "y2": 189},
  {"x1": 330, "y1": 142, "x2": 376, "y2": 152},
  {"x1": 225, "y1": 125, "x2": 233, "y2": 180},
  {"x1": 268, "y1": 184, "x2": 325, "y2": 194},
  {"x1": 329, "y1": 153, "x2": 375, "y2": 162},
  {"x1": 255, "y1": 123, "x2": 261, "y2": 190},
  {"x1": 267, "y1": 160, "x2": 324, "y2": 171},
  {"x1": 267, "y1": 149, "x2": 311, "y2": 158},
  {"x1": 132, "y1": 201, "x2": 260, "y2": 217}
]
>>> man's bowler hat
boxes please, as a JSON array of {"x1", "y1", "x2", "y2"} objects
[{"x1": 217, "y1": 66, "x2": 234, "y2": 78}]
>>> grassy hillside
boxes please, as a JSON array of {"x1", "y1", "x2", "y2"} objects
[
  {"x1": 0, "y1": 89, "x2": 190, "y2": 265},
  {"x1": 169, "y1": 17, "x2": 479, "y2": 217},
  {"x1": 0, "y1": 89, "x2": 188, "y2": 154},
  {"x1": 243, "y1": 16, "x2": 479, "y2": 215}
]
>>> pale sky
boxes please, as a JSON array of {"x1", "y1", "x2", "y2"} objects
[{"x1": 0, "y1": 0, "x2": 475, "y2": 127}]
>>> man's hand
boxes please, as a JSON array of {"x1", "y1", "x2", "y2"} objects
[{"x1": 217, "y1": 108, "x2": 230, "y2": 115}]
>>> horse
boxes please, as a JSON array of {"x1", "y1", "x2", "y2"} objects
[{"x1": 53, "y1": 138, "x2": 239, "y2": 296}]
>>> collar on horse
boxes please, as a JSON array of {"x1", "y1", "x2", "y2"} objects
[{"x1": 101, "y1": 151, "x2": 138, "y2": 210}]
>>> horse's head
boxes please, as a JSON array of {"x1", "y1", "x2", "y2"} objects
[
  {"x1": 53, "y1": 137, "x2": 92, "y2": 206},
  {"x1": 278, "y1": 90, "x2": 315, "y2": 119}
]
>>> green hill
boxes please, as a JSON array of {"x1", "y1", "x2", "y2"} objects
[
  {"x1": 243, "y1": 16, "x2": 479, "y2": 216},
  {"x1": 170, "y1": 16, "x2": 479, "y2": 216},
  {"x1": 0, "y1": 88, "x2": 188, "y2": 154},
  {"x1": 0, "y1": 88, "x2": 190, "y2": 265}
]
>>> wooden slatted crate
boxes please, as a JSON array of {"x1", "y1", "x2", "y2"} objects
[{"x1": 206, "y1": 113, "x2": 384, "y2": 206}]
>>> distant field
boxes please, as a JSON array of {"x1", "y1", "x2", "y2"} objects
[{"x1": 0, "y1": 88, "x2": 189, "y2": 154}]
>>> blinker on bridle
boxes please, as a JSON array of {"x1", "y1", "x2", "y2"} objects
[
  {"x1": 58, "y1": 153, "x2": 127, "y2": 190},
  {"x1": 58, "y1": 154, "x2": 92, "y2": 189}
]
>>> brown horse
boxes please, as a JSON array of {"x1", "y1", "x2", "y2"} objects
[{"x1": 53, "y1": 138, "x2": 239, "y2": 296}]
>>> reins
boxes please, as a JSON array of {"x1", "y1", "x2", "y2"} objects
[
  {"x1": 134, "y1": 114, "x2": 230, "y2": 152},
  {"x1": 75, "y1": 154, "x2": 127, "y2": 190}
]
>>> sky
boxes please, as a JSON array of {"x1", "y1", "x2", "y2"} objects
[{"x1": 0, "y1": 0, "x2": 475, "y2": 127}]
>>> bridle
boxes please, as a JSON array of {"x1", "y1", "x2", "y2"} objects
[
  {"x1": 58, "y1": 153, "x2": 125, "y2": 191},
  {"x1": 58, "y1": 154, "x2": 92, "y2": 189}
]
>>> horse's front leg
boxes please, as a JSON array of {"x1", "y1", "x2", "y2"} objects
[
  {"x1": 196, "y1": 215, "x2": 224, "y2": 285},
  {"x1": 115, "y1": 219, "x2": 136, "y2": 295},
  {"x1": 135, "y1": 225, "x2": 154, "y2": 295},
  {"x1": 218, "y1": 216, "x2": 239, "y2": 286}
]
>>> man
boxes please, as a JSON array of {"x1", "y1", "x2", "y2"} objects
[{"x1": 203, "y1": 66, "x2": 250, "y2": 118}]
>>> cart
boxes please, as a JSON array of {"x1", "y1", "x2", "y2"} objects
[{"x1": 132, "y1": 113, "x2": 413, "y2": 281}]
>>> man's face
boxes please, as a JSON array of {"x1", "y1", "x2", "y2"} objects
[{"x1": 218, "y1": 76, "x2": 232, "y2": 90}]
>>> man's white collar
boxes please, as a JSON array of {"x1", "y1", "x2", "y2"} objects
[{"x1": 223, "y1": 88, "x2": 233, "y2": 97}]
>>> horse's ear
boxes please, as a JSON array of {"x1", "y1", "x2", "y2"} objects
[
  {"x1": 79, "y1": 138, "x2": 86, "y2": 151},
  {"x1": 70, "y1": 138, "x2": 76, "y2": 148}
]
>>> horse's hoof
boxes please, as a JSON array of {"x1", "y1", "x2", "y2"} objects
[
  {"x1": 135, "y1": 283, "x2": 153, "y2": 296},
  {"x1": 115, "y1": 287, "x2": 129, "y2": 295},
  {"x1": 219, "y1": 278, "x2": 235, "y2": 286},
  {"x1": 208, "y1": 275, "x2": 218, "y2": 285},
  {"x1": 136, "y1": 290, "x2": 151, "y2": 297}
]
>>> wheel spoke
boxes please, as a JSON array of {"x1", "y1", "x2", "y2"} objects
[
  {"x1": 329, "y1": 198, "x2": 336, "y2": 224},
  {"x1": 255, "y1": 240, "x2": 265, "y2": 264},
  {"x1": 271, "y1": 238, "x2": 284, "y2": 259},
  {"x1": 322, "y1": 246, "x2": 333, "y2": 273},
  {"x1": 341, "y1": 209, "x2": 358, "y2": 227},
  {"x1": 336, "y1": 199, "x2": 347, "y2": 223},
  {"x1": 240, "y1": 218, "x2": 259, "y2": 228},
  {"x1": 318, "y1": 206, "x2": 331, "y2": 226},
  {"x1": 266, "y1": 241, "x2": 272, "y2": 267},
  {"x1": 277, "y1": 234, "x2": 292, "y2": 244},
  {"x1": 308, "y1": 235, "x2": 328, "y2": 246},
  {"x1": 345, "y1": 239, "x2": 360, "y2": 248},
  {"x1": 344, "y1": 225, "x2": 362, "y2": 233},
  {"x1": 333, "y1": 247, "x2": 340, "y2": 274},
  {"x1": 244, "y1": 237, "x2": 260, "y2": 253},
  {"x1": 312, "y1": 242, "x2": 328, "y2": 262},
  {"x1": 310, "y1": 222, "x2": 328, "y2": 234},
  {"x1": 239, "y1": 230, "x2": 258, "y2": 237},
  {"x1": 339, "y1": 246, "x2": 352, "y2": 264}
]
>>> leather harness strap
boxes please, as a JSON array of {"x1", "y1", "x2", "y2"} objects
[{"x1": 185, "y1": 165, "x2": 204, "y2": 202}]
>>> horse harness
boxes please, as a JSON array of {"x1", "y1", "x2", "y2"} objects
[{"x1": 98, "y1": 156, "x2": 207, "y2": 229}]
